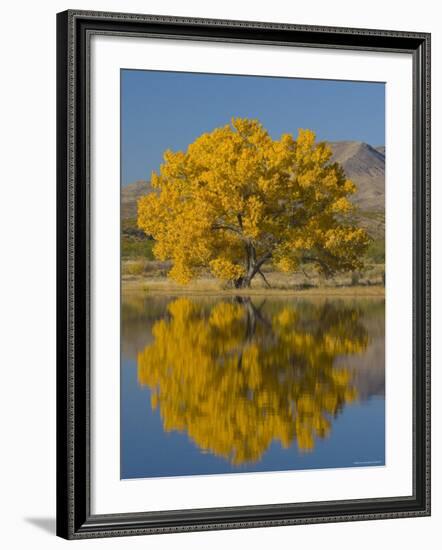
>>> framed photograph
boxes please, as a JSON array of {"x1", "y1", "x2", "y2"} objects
[{"x1": 56, "y1": 10, "x2": 431, "y2": 539}]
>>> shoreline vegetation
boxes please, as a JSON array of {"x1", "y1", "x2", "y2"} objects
[
  {"x1": 123, "y1": 284, "x2": 385, "y2": 297},
  {"x1": 122, "y1": 264, "x2": 385, "y2": 297}
]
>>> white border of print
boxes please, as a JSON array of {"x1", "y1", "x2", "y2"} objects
[{"x1": 90, "y1": 34, "x2": 413, "y2": 515}]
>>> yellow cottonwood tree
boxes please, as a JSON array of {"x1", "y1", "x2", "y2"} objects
[
  {"x1": 138, "y1": 118, "x2": 370, "y2": 288},
  {"x1": 137, "y1": 298, "x2": 368, "y2": 464}
]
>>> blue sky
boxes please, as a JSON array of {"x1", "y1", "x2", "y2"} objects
[{"x1": 121, "y1": 70, "x2": 385, "y2": 186}]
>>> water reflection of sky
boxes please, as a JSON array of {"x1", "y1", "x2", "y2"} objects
[{"x1": 121, "y1": 296, "x2": 385, "y2": 480}]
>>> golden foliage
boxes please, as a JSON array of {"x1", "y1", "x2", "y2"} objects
[
  {"x1": 137, "y1": 298, "x2": 368, "y2": 464},
  {"x1": 138, "y1": 118, "x2": 371, "y2": 287}
]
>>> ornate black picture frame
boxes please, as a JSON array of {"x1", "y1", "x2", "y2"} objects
[{"x1": 56, "y1": 9, "x2": 430, "y2": 539}]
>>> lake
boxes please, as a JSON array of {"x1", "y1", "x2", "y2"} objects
[{"x1": 121, "y1": 294, "x2": 385, "y2": 479}]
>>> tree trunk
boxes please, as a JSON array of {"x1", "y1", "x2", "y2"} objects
[
  {"x1": 234, "y1": 271, "x2": 254, "y2": 288},
  {"x1": 233, "y1": 244, "x2": 272, "y2": 288}
]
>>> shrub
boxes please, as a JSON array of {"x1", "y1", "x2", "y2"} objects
[{"x1": 123, "y1": 260, "x2": 145, "y2": 276}]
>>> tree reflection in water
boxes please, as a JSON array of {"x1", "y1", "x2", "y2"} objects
[{"x1": 137, "y1": 297, "x2": 369, "y2": 465}]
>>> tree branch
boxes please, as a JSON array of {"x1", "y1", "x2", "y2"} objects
[
  {"x1": 211, "y1": 222, "x2": 243, "y2": 235},
  {"x1": 302, "y1": 254, "x2": 334, "y2": 278},
  {"x1": 257, "y1": 269, "x2": 271, "y2": 288},
  {"x1": 255, "y1": 252, "x2": 272, "y2": 270}
]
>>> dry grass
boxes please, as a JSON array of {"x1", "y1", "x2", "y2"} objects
[
  {"x1": 122, "y1": 277, "x2": 384, "y2": 297},
  {"x1": 122, "y1": 259, "x2": 170, "y2": 277}
]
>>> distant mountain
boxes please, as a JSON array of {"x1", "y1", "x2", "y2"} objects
[
  {"x1": 122, "y1": 140, "x2": 385, "y2": 239},
  {"x1": 329, "y1": 141, "x2": 385, "y2": 239},
  {"x1": 329, "y1": 141, "x2": 385, "y2": 211},
  {"x1": 121, "y1": 180, "x2": 152, "y2": 219}
]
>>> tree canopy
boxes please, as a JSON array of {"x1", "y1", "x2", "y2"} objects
[
  {"x1": 137, "y1": 118, "x2": 370, "y2": 288},
  {"x1": 137, "y1": 298, "x2": 368, "y2": 464}
]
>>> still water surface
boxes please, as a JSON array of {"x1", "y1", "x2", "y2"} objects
[{"x1": 121, "y1": 295, "x2": 385, "y2": 479}]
